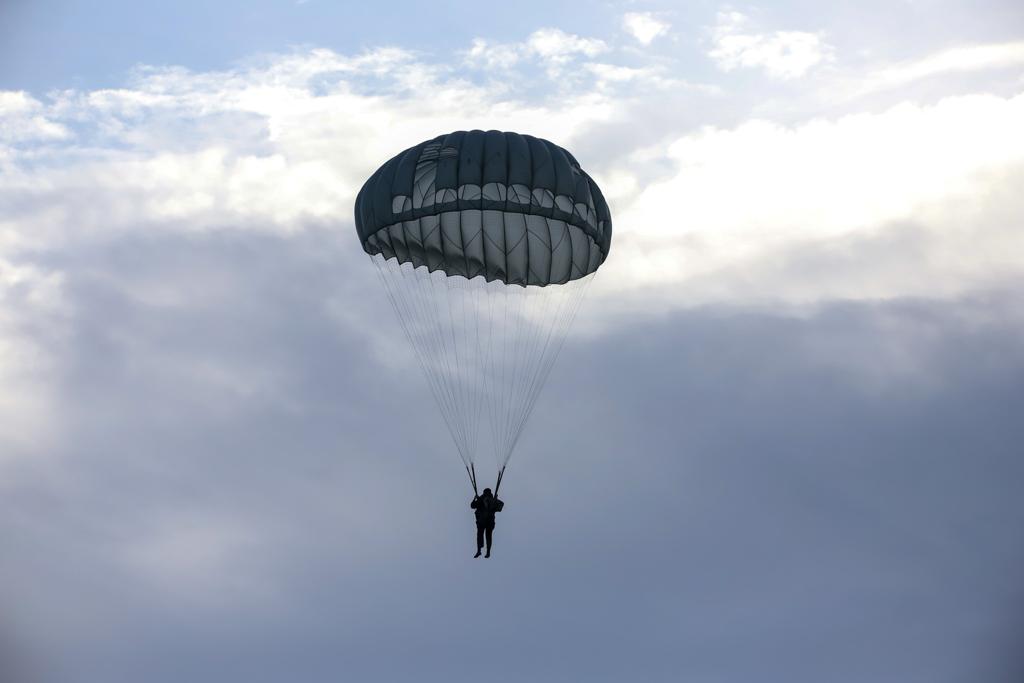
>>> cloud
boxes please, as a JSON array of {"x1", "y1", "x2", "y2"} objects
[
  {"x1": 120, "y1": 508, "x2": 271, "y2": 603},
  {"x1": 708, "y1": 11, "x2": 834, "y2": 79},
  {"x1": 0, "y1": 91, "x2": 70, "y2": 142},
  {"x1": 602, "y1": 91, "x2": 1024, "y2": 307},
  {"x1": 3, "y1": 246, "x2": 1023, "y2": 680},
  {"x1": 464, "y1": 28, "x2": 607, "y2": 77},
  {"x1": 0, "y1": 258, "x2": 65, "y2": 457},
  {"x1": 860, "y1": 41, "x2": 1024, "y2": 94},
  {"x1": 2, "y1": 44, "x2": 1023, "y2": 326},
  {"x1": 465, "y1": 38, "x2": 521, "y2": 70},
  {"x1": 0, "y1": 43, "x2": 622, "y2": 482},
  {"x1": 0, "y1": 49, "x2": 619, "y2": 253},
  {"x1": 583, "y1": 62, "x2": 694, "y2": 92},
  {"x1": 2, "y1": 18, "x2": 1024, "y2": 683},
  {"x1": 526, "y1": 27, "x2": 607, "y2": 63},
  {"x1": 622, "y1": 12, "x2": 670, "y2": 46}
]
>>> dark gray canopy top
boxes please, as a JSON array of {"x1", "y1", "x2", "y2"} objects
[{"x1": 355, "y1": 130, "x2": 612, "y2": 286}]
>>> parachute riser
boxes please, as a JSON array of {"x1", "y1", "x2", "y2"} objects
[{"x1": 494, "y1": 465, "x2": 506, "y2": 498}]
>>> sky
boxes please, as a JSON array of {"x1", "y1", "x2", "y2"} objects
[{"x1": 1, "y1": 1, "x2": 1024, "y2": 681}]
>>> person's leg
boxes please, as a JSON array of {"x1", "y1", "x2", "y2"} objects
[
  {"x1": 475, "y1": 525, "x2": 484, "y2": 557},
  {"x1": 484, "y1": 524, "x2": 493, "y2": 557}
]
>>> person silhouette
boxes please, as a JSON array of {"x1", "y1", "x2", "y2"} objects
[{"x1": 471, "y1": 488, "x2": 504, "y2": 558}]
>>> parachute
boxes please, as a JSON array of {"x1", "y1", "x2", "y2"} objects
[{"x1": 355, "y1": 130, "x2": 612, "y2": 494}]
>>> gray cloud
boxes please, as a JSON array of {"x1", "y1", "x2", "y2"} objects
[{"x1": 2, "y1": 226, "x2": 1022, "y2": 682}]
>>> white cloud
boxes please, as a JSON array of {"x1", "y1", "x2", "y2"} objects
[
  {"x1": 862, "y1": 41, "x2": 1024, "y2": 93},
  {"x1": 603, "y1": 91, "x2": 1024, "y2": 306},
  {"x1": 464, "y1": 28, "x2": 607, "y2": 77},
  {"x1": 708, "y1": 11, "x2": 833, "y2": 80},
  {"x1": 2, "y1": 39, "x2": 1022, "y2": 323},
  {"x1": 622, "y1": 12, "x2": 670, "y2": 46},
  {"x1": 0, "y1": 49, "x2": 619, "y2": 251},
  {"x1": 526, "y1": 27, "x2": 607, "y2": 63},
  {"x1": 0, "y1": 91, "x2": 70, "y2": 143},
  {"x1": 466, "y1": 38, "x2": 522, "y2": 69},
  {"x1": 584, "y1": 62, "x2": 689, "y2": 91}
]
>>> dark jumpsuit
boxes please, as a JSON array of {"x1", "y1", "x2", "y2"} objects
[{"x1": 471, "y1": 494, "x2": 504, "y2": 552}]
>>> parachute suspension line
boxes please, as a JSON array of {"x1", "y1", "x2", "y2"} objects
[
  {"x1": 371, "y1": 258, "x2": 465, "y2": 466},
  {"x1": 499, "y1": 285, "x2": 533, "y2": 465},
  {"x1": 371, "y1": 252, "x2": 595, "y2": 481},
  {"x1": 499, "y1": 279, "x2": 547, "y2": 465},
  {"x1": 491, "y1": 281, "x2": 510, "y2": 470},
  {"x1": 494, "y1": 281, "x2": 512, "y2": 472},
  {"x1": 483, "y1": 280, "x2": 498, "y2": 477},
  {"x1": 442, "y1": 268, "x2": 478, "y2": 464},
  {"x1": 440, "y1": 272, "x2": 466, "y2": 457},
  {"x1": 509, "y1": 282, "x2": 541, "y2": 460},
  {"x1": 505, "y1": 285, "x2": 539, "y2": 462},
  {"x1": 487, "y1": 272, "x2": 594, "y2": 469},
  {"x1": 498, "y1": 285, "x2": 529, "y2": 466},
  {"x1": 508, "y1": 283, "x2": 558, "y2": 460},
  {"x1": 415, "y1": 266, "x2": 468, "y2": 460},
  {"x1": 472, "y1": 277, "x2": 487, "y2": 468},
  {"x1": 403, "y1": 262, "x2": 467, "y2": 464},
  {"x1": 376, "y1": 257, "x2": 471, "y2": 468},
  {"x1": 505, "y1": 273, "x2": 594, "y2": 463},
  {"x1": 464, "y1": 277, "x2": 482, "y2": 461},
  {"x1": 434, "y1": 266, "x2": 475, "y2": 465},
  {"x1": 495, "y1": 280, "x2": 512, "y2": 472},
  {"x1": 466, "y1": 274, "x2": 486, "y2": 462},
  {"x1": 419, "y1": 269, "x2": 471, "y2": 462},
  {"x1": 483, "y1": 287, "x2": 505, "y2": 466},
  {"x1": 425, "y1": 265, "x2": 467, "y2": 460}
]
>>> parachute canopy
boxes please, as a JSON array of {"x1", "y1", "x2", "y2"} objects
[
  {"x1": 355, "y1": 130, "x2": 612, "y2": 491},
  {"x1": 355, "y1": 130, "x2": 612, "y2": 286}
]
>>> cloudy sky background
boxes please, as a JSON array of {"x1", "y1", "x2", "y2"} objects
[{"x1": 2, "y1": 1, "x2": 1024, "y2": 681}]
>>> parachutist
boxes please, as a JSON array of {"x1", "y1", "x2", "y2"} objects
[
  {"x1": 471, "y1": 488, "x2": 504, "y2": 558},
  {"x1": 356, "y1": 131, "x2": 610, "y2": 523}
]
